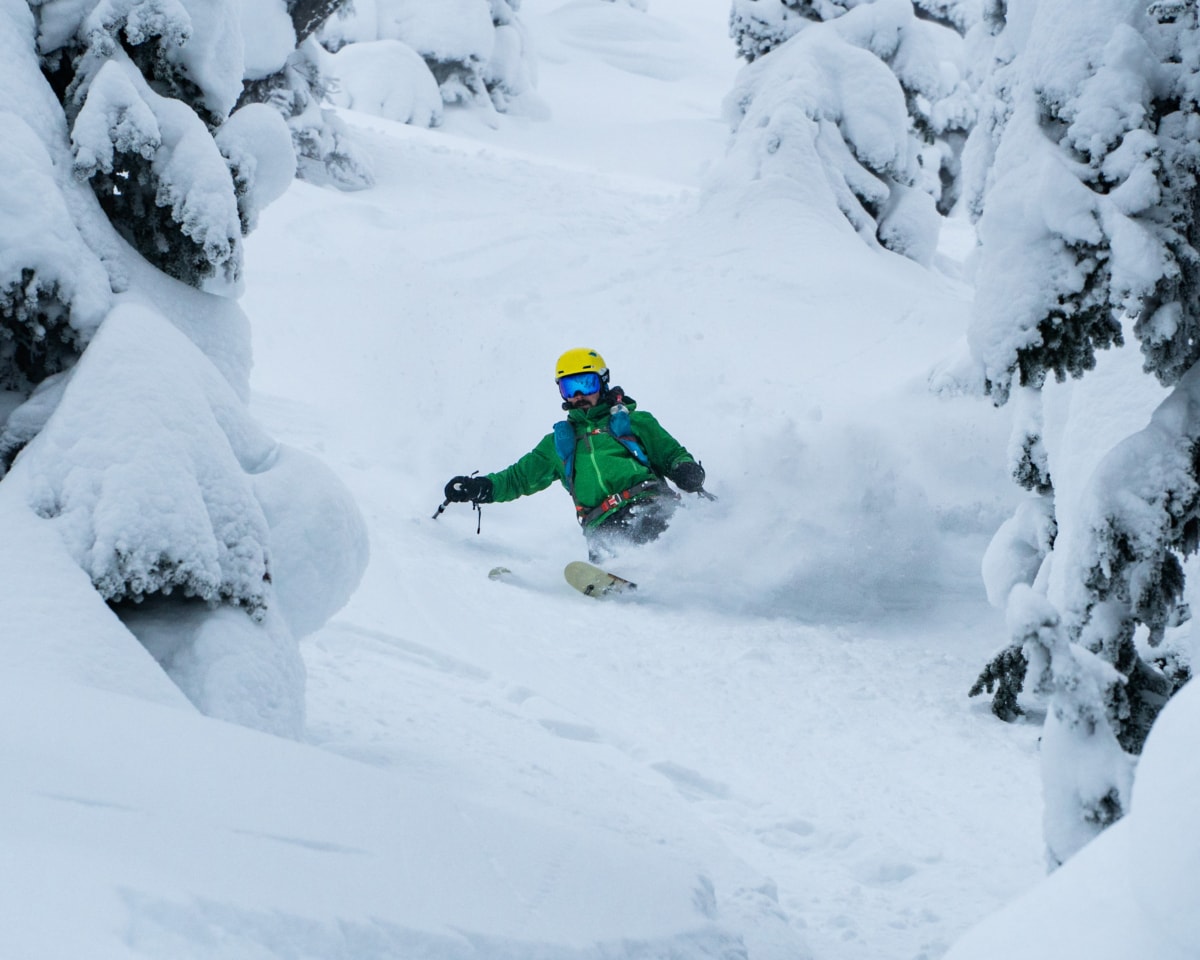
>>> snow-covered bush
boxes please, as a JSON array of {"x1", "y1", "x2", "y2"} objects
[
  {"x1": 914, "y1": 0, "x2": 982, "y2": 33},
  {"x1": 227, "y1": 0, "x2": 374, "y2": 191},
  {"x1": 240, "y1": 38, "x2": 376, "y2": 191},
  {"x1": 325, "y1": 39, "x2": 444, "y2": 127},
  {"x1": 2, "y1": 0, "x2": 369, "y2": 735},
  {"x1": 320, "y1": 0, "x2": 537, "y2": 120},
  {"x1": 729, "y1": 0, "x2": 982, "y2": 61},
  {"x1": 73, "y1": 56, "x2": 245, "y2": 286},
  {"x1": 965, "y1": 0, "x2": 1200, "y2": 863}
]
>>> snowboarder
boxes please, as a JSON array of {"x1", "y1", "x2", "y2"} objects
[{"x1": 442, "y1": 348, "x2": 707, "y2": 561}]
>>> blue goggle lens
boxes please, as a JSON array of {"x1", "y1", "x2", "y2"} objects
[{"x1": 558, "y1": 371, "x2": 602, "y2": 399}]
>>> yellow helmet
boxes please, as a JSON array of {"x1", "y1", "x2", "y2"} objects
[{"x1": 555, "y1": 348, "x2": 608, "y2": 380}]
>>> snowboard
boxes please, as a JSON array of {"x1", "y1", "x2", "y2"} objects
[{"x1": 563, "y1": 560, "x2": 637, "y2": 599}]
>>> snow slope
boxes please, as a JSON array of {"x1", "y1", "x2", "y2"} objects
[
  {"x1": 3, "y1": 2, "x2": 1052, "y2": 959},
  {"x1": 244, "y1": 1, "x2": 1042, "y2": 957}
]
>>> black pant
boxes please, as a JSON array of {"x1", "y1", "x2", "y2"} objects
[{"x1": 584, "y1": 495, "x2": 677, "y2": 563}]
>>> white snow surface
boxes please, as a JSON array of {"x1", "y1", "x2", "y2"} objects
[
  {"x1": 9, "y1": 0, "x2": 1193, "y2": 957},
  {"x1": 945, "y1": 668, "x2": 1200, "y2": 960}
]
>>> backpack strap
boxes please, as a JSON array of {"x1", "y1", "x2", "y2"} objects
[
  {"x1": 607, "y1": 404, "x2": 650, "y2": 468},
  {"x1": 553, "y1": 420, "x2": 577, "y2": 494}
]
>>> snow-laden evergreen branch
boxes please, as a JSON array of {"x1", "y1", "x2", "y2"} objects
[
  {"x1": 3, "y1": 0, "x2": 367, "y2": 734},
  {"x1": 967, "y1": 0, "x2": 1200, "y2": 865}
]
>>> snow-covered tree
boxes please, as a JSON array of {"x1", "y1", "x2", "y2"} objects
[
  {"x1": 240, "y1": 39, "x2": 375, "y2": 189},
  {"x1": 729, "y1": 0, "x2": 978, "y2": 217},
  {"x1": 319, "y1": 0, "x2": 537, "y2": 124},
  {"x1": 730, "y1": 0, "x2": 980, "y2": 59},
  {"x1": 966, "y1": 0, "x2": 1200, "y2": 864},
  {"x1": 237, "y1": 0, "x2": 374, "y2": 189},
  {"x1": 1, "y1": 0, "x2": 367, "y2": 737},
  {"x1": 718, "y1": 0, "x2": 975, "y2": 262},
  {"x1": 34, "y1": 1, "x2": 247, "y2": 286}
]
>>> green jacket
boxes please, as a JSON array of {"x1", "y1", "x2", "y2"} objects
[{"x1": 487, "y1": 397, "x2": 696, "y2": 528}]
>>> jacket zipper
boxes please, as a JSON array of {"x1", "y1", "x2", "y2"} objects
[{"x1": 586, "y1": 431, "x2": 612, "y2": 497}]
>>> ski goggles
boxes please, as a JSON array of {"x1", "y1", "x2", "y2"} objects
[{"x1": 557, "y1": 371, "x2": 602, "y2": 399}]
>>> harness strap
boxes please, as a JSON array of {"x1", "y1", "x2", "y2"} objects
[{"x1": 576, "y1": 480, "x2": 669, "y2": 527}]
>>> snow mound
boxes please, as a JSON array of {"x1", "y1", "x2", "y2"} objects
[
  {"x1": 124, "y1": 601, "x2": 308, "y2": 737},
  {"x1": 326, "y1": 39, "x2": 444, "y2": 127},
  {"x1": 1129, "y1": 677, "x2": 1200, "y2": 951},
  {"x1": 253, "y1": 445, "x2": 369, "y2": 640}
]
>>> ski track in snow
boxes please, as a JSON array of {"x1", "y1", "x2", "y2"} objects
[
  {"x1": 242, "y1": 3, "x2": 1045, "y2": 956},
  {"x1": 298, "y1": 584, "x2": 1041, "y2": 960}
]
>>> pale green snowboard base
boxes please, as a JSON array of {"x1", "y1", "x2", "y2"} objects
[{"x1": 563, "y1": 560, "x2": 637, "y2": 598}]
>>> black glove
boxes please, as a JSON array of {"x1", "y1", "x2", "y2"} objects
[
  {"x1": 668, "y1": 461, "x2": 705, "y2": 493},
  {"x1": 444, "y1": 475, "x2": 494, "y2": 503}
]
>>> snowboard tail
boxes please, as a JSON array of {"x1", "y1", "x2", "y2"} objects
[{"x1": 564, "y1": 561, "x2": 636, "y2": 598}]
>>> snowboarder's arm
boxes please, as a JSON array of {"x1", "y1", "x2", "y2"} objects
[
  {"x1": 630, "y1": 410, "x2": 697, "y2": 474},
  {"x1": 631, "y1": 410, "x2": 706, "y2": 492},
  {"x1": 486, "y1": 434, "x2": 563, "y2": 502}
]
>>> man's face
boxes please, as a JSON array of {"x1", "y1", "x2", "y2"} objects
[
  {"x1": 558, "y1": 371, "x2": 603, "y2": 409},
  {"x1": 567, "y1": 391, "x2": 601, "y2": 410}
]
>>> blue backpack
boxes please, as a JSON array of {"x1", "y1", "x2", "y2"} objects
[{"x1": 553, "y1": 404, "x2": 651, "y2": 495}]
